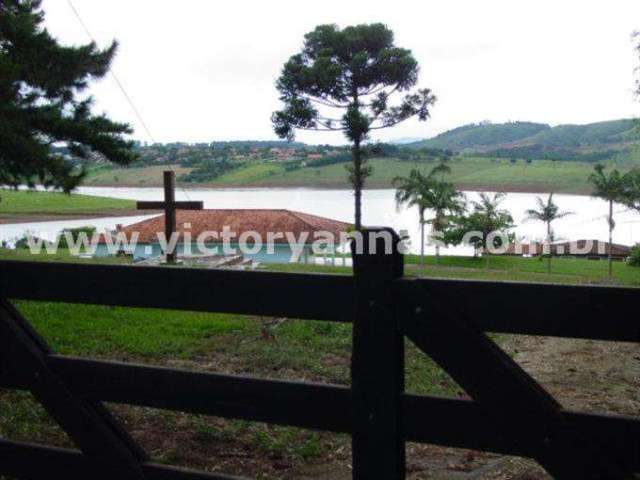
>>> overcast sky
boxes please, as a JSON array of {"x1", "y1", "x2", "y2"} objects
[{"x1": 41, "y1": 0, "x2": 640, "y2": 145}]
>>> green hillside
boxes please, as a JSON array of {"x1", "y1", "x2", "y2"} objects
[
  {"x1": 82, "y1": 154, "x2": 640, "y2": 194},
  {"x1": 410, "y1": 121, "x2": 550, "y2": 150},
  {"x1": 408, "y1": 118, "x2": 639, "y2": 152},
  {"x1": 522, "y1": 119, "x2": 638, "y2": 147},
  {"x1": 208, "y1": 156, "x2": 633, "y2": 194}
]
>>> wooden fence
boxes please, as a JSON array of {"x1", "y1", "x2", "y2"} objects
[{"x1": 0, "y1": 228, "x2": 638, "y2": 479}]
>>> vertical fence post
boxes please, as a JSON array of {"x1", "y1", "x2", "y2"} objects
[{"x1": 351, "y1": 227, "x2": 405, "y2": 479}]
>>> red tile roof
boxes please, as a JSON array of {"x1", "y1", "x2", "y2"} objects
[{"x1": 106, "y1": 209, "x2": 352, "y2": 244}]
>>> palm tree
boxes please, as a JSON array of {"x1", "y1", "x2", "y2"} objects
[
  {"x1": 622, "y1": 168, "x2": 640, "y2": 213},
  {"x1": 393, "y1": 164, "x2": 464, "y2": 269},
  {"x1": 524, "y1": 193, "x2": 574, "y2": 273},
  {"x1": 588, "y1": 165, "x2": 627, "y2": 278},
  {"x1": 468, "y1": 192, "x2": 514, "y2": 267}
]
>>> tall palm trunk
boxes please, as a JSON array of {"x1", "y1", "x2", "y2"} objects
[
  {"x1": 608, "y1": 199, "x2": 613, "y2": 278},
  {"x1": 546, "y1": 220, "x2": 552, "y2": 274},
  {"x1": 352, "y1": 138, "x2": 362, "y2": 230},
  {"x1": 434, "y1": 212, "x2": 441, "y2": 265},
  {"x1": 419, "y1": 210, "x2": 425, "y2": 271}
]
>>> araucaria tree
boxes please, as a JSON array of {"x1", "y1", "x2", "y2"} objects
[
  {"x1": 272, "y1": 23, "x2": 436, "y2": 229},
  {"x1": 393, "y1": 164, "x2": 464, "y2": 269},
  {"x1": 524, "y1": 193, "x2": 573, "y2": 273},
  {"x1": 0, "y1": 0, "x2": 136, "y2": 191}
]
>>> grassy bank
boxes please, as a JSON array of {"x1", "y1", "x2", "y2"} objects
[
  {"x1": 83, "y1": 156, "x2": 639, "y2": 194},
  {"x1": 0, "y1": 188, "x2": 135, "y2": 218}
]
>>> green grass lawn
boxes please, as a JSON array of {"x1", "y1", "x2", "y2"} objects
[
  {"x1": 403, "y1": 253, "x2": 640, "y2": 286},
  {"x1": 0, "y1": 188, "x2": 135, "y2": 216},
  {"x1": 0, "y1": 247, "x2": 133, "y2": 264}
]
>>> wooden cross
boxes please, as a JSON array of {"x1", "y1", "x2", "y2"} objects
[{"x1": 137, "y1": 170, "x2": 203, "y2": 264}]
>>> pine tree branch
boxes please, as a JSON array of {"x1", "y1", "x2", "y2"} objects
[{"x1": 303, "y1": 95, "x2": 350, "y2": 108}]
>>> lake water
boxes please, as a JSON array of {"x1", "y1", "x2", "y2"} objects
[{"x1": 2, "y1": 186, "x2": 639, "y2": 255}]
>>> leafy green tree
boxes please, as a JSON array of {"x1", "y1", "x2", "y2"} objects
[
  {"x1": 628, "y1": 244, "x2": 640, "y2": 267},
  {"x1": 393, "y1": 164, "x2": 464, "y2": 268},
  {"x1": 0, "y1": 0, "x2": 135, "y2": 192},
  {"x1": 524, "y1": 193, "x2": 574, "y2": 273},
  {"x1": 588, "y1": 164, "x2": 627, "y2": 278},
  {"x1": 57, "y1": 225, "x2": 96, "y2": 249},
  {"x1": 446, "y1": 192, "x2": 514, "y2": 267},
  {"x1": 622, "y1": 168, "x2": 640, "y2": 212},
  {"x1": 272, "y1": 23, "x2": 436, "y2": 229}
]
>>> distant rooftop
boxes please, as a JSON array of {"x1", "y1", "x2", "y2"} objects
[{"x1": 502, "y1": 240, "x2": 631, "y2": 257}]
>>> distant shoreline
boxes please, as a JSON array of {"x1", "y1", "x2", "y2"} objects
[
  {"x1": 1, "y1": 180, "x2": 595, "y2": 226},
  {"x1": 82, "y1": 180, "x2": 594, "y2": 196}
]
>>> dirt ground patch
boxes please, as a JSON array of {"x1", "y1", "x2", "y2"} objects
[
  {"x1": 119, "y1": 336, "x2": 639, "y2": 478},
  {"x1": 467, "y1": 335, "x2": 640, "y2": 480},
  {"x1": 288, "y1": 335, "x2": 639, "y2": 479},
  {"x1": 2, "y1": 332, "x2": 637, "y2": 478}
]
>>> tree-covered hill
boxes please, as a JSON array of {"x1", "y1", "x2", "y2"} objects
[
  {"x1": 407, "y1": 119, "x2": 638, "y2": 153},
  {"x1": 520, "y1": 119, "x2": 638, "y2": 148},
  {"x1": 410, "y1": 121, "x2": 550, "y2": 150}
]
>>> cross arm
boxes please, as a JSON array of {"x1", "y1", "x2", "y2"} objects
[{"x1": 136, "y1": 201, "x2": 204, "y2": 210}]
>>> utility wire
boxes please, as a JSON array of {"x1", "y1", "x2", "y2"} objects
[
  {"x1": 67, "y1": 0, "x2": 192, "y2": 201},
  {"x1": 67, "y1": 1, "x2": 155, "y2": 144}
]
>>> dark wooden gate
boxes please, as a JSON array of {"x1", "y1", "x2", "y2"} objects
[{"x1": 0, "y1": 228, "x2": 638, "y2": 479}]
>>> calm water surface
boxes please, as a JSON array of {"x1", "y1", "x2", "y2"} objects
[{"x1": 2, "y1": 187, "x2": 638, "y2": 255}]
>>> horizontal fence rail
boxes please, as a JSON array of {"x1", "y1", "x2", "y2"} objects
[
  {"x1": 0, "y1": 260, "x2": 355, "y2": 322},
  {"x1": 395, "y1": 278, "x2": 640, "y2": 342},
  {"x1": 1, "y1": 355, "x2": 352, "y2": 434},
  {"x1": 0, "y1": 355, "x2": 640, "y2": 470},
  {"x1": 0, "y1": 355, "x2": 640, "y2": 478},
  {"x1": 2, "y1": 260, "x2": 639, "y2": 340},
  {"x1": 0, "y1": 439, "x2": 247, "y2": 480},
  {"x1": 1, "y1": 227, "x2": 639, "y2": 480},
  {"x1": 2, "y1": 354, "x2": 639, "y2": 470}
]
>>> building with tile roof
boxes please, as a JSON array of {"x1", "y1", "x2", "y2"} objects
[{"x1": 96, "y1": 209, "x2": 351, "y2": 264}]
